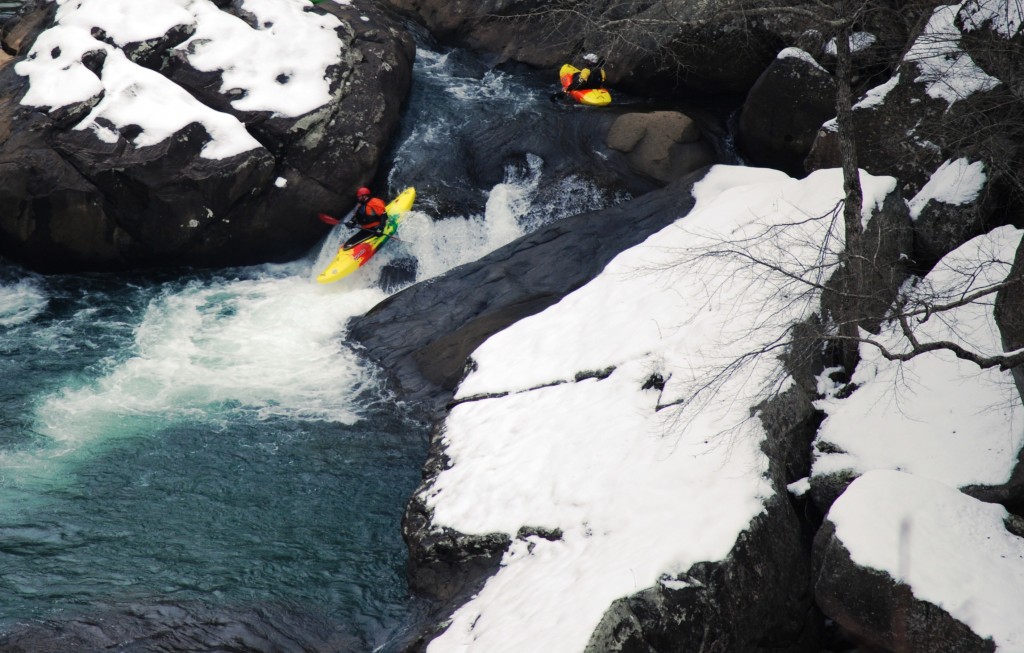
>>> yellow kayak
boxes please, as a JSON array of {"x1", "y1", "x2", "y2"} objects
[
  {"x1": 316, "y1": 187, "x2": 416, "y2": 284},
  {"x1": 559, "y1": 64, "x2": 611, "y2": 106}
]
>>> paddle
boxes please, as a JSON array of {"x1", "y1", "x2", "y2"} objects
[{"x1": 319, "y1": 213, "x2": 410, "y2": 243}]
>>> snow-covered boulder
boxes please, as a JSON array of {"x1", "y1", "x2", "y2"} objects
[
  {"x1": 907, "y1": 157, "x2": 1001, "y2": 267},
  {"x1": 0, "y1": 0, "x2": 414, "y2": 272},
  {"x1": 813, "y1": 470, "x2": 1024, "y2": 652},
  {"x1": 811, "y1": 225, "x2": 1024, "y2": 510},
  {"x1": 806, "y1": 0, "x2": 1021, "y2": 268},
  {"x1": 807, "y1": 2, "x2": 1001, "y2": 189}
]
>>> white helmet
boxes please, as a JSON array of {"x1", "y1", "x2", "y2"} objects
[{"x1": 583, "y1": 53, "x2": 599, "y2": 64}]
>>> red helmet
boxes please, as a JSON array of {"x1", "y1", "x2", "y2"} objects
[{"x1": 356, "y1": 187, "x2": 371, "y2": 199}]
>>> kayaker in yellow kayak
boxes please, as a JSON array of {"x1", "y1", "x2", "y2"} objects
[
  {"x1": 344, "y1": 187, "x2": 387, "y2": 249},
  {"x1": 567, "y1": 53, "x2": 606, "y2": 91}
]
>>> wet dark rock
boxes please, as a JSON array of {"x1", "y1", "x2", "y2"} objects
[
  {"x1": 379, "y1": 0, "x2": 798, "y2": 96},
  {"x1": 0, "y1": 0, "x2": 50, "y2": 56},
  {"x1": 585, "y1": 496, "x2": 815, "y2": 653}
]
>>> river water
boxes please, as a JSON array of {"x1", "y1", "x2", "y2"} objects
[{"x1": 0, "y1": 19, "x2": 737, "y2": 652}]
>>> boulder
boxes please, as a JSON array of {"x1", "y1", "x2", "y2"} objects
[
  {"x1": 803, "y1": 74, "x2": 947, "y2": 197},
  {"x1": 814, "y1": 519, "x2": 996, "y2": 653},
  {"x1": 907, "y1": 158, "x2": 1002, "y2": 268},
  {"x1": 0, "y1": 0, "x2": 414, "y2": 272},
  {"x1": 813, "y1": 471, "x2": 1024, "y2": 653},
  {"x1": 584, "y1": 496, "x2": 815, "y2": 653},
  {"x1": 737, "y1": 47, "x2": 836, "y2": 176},
  {"x1": 606, "y1": 111, "x2": 715, "y2": 183},
  {"x1": 996, "y1": 234, "x2": 1024, "y2": 413}
]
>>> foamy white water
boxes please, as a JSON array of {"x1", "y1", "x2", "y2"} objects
[
  {"x1": 0, "y1": 278, "x2": 48, "y2": 327},
  {"x1": 33, "y1": 271, "x2": 387, "y2": 449}
]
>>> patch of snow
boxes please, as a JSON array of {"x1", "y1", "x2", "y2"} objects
[
  {"x1": 905, "y1": 2, "x2": 1000, "y2": 105},
  {"x1": 179, "y1": 0, "x2": 343, "y2": 117},
  {"x1": 777, "y1": 47, "x2": 827, "y2": 73},
  {"x1": 15, "y1": 26, "x2": 106, "y2": 109},
  {"x1": 854, "y1": 74, "x2": 900, "y2": 110},
  {"x1": 788, "y1": 477, "x2": 811, "y2": 497},
  {"x1": 907, "y1": 158, "x2": 987, "y2": 219},
  {"x1": 74, "y1": 49, "x2": 262, "y2": 159},
  {"x1": 55, "y1": 0, "x2": 195, "y2": 45}
]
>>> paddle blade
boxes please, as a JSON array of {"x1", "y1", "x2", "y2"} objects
[{"x1": 318, "y1": 212, "x2": 341, "y2": 225}]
